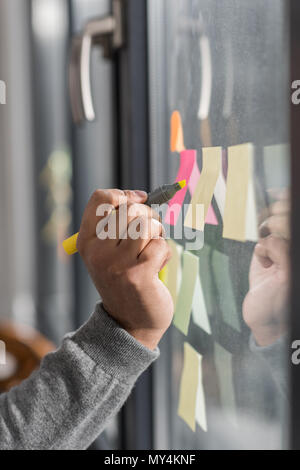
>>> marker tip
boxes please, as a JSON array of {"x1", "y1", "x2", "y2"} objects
[{"x1": 178, "y1": 180, "x2": 187, "y2": 189}]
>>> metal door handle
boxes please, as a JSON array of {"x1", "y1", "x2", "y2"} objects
[{"x1": 69, "y1": 0, "x2": 124, "y2": 124}]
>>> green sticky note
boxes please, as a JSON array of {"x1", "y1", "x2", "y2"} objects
[
  {"x1": 173, "y1": 251, "x2": 199, "y2": 336},
  {"x1": 198, "y1": 244, "x2": 213, "y2": 317},
  {"x1": 263, "y1": 144, "x2": 290, "y2": 190},
  {"x1": 214, "y1": 342, "x2": 236, "y2": 425},
  {"x1": 211, "y1": 250, "x2": 241, "y2": 332},
  {"x1": 192, "y1": 271, "x2": 212, "y2": 335}
]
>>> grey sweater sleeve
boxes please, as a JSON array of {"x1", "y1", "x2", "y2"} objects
[
  {"x1": 0, "y1": 303, "x2": 159, "y2": 450},
  {"x1": 249, "y1": 334, "x2": 288, "y2": 399}
]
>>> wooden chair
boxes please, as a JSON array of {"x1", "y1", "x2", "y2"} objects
[{"x1": 0, "y1": 321, "x2": 55, "y2": 392}]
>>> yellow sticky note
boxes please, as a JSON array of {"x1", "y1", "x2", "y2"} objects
[
  {"x1": 184, "y1": 147, "x2": 222, "y2": 231},
  {"x1": 165, "y1": 240, "x2": 183, "y2": 308},
  {"x1": 223, "y1": 143, "x2": 253, "y2": 242},
  {"x1": 173, "y1": 251, "x2": 198, "y2": 336},
  {"x1": 177, "y1": 343, "x2": 199, "y2": 432}
]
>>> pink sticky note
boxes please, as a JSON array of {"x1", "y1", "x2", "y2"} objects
[
  {"x1": 206, "y1": 203, "x2": 218, "y2": 225},
  {"x1": 165, "y1": 150, "x2": 196, "y2": 226},
  {"x1": 165, "y1": 149, "x2": 218, "y2": 227},
  {"x1": 189, "y1": 160, "x2": 218, "y2": 226}
]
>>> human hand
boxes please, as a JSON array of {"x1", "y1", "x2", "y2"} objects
[
  {"x1": 258, "y1": 189, "x2": 290, "y2": 241},
  {"x1": 77, "y1": 189, "x2": 173, "y2": 350},
  {"x1": 243, "y1": 235, "x2": 290, "y2": 346}
]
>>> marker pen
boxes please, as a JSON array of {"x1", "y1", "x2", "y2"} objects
[{"x1": 62, "y1": 180, "x2": 186, "y2": 255}]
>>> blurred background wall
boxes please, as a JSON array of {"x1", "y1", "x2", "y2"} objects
[
  {"x1": 0, "y1": 0, "x2": 120, "y2": 449},
  {"x1": 0, "y1": 0, "x2": 117, "y2": 342},
  {"x1": 0, "y1": 0, "x2": 36, "y2": 327}
]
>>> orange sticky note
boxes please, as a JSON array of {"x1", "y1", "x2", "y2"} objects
[{"x1": 170, "y1": 111, "x2": 185, "y2": 153}]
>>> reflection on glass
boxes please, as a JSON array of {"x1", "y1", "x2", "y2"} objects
[{"x1": 150, "y1": 0, "x2": 290, "y2": 450}]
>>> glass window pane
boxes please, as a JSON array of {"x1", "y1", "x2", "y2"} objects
[{"x1": 149, "y1": 0, "x2": 290, "y2": 450}]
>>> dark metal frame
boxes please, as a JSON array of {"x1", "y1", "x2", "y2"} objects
[
  {"x1": 118, "y1": 0, "x2": 150, "y2": 192},
  {"x1": 68, "y1": 0, "x2": 121, "y2": 450},
  {"x1": 290, "y1": 0, "x2": 300, "y2": 451},
  {"x1": 117, "y1": 0, "x2": 153, "y2": 450},
  {"x1": 68, "y1": 0, "x2": 153, "y2": 450}
]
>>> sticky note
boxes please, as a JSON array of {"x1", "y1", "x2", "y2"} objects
[
  {"x1": 177, "y1": 343, "x2": 199, "y2": 431},
  {"x1": 165, "y1": 150, "x2": 196, "y2": 226},
  {"x1": 170, "y1": 111, "x2": 185, "y2": 153},
  {"x1": 206, "y1": 205, "x2": 218, "y2": 226},
  {"x1": 165, "y1": 150, "x2": 218, "y2": 228},
  {"x1": 188, "y1": 159, "x2": 201, "y2": 195},
  {"x1": 223, "y1": 143, "x2": 258, "y2": 242},
  {"x1": 196, "y1": 354, "x2": 208, "y2": 432},
  {"x1": 214, "y1": 343, "x2": 236, "y2": 425},
  {"x1": 173, "y1": 251, "x2": 198, "y2": 336},
  {"x1": 192, "y1": 272, "x2": 211, "y2": 335},
  {"x1": 184, "y1": 147, "x2": 222, "y2": 231},
  {"x1": 198, "y1": 245, "x2": 214, "y2": 317},
  {"x1": 189, "y1": 161, "x2": 218, "y2": 226},
  {"x1": 165, "y1": 240, "x2": 183, "y2": 308},
  {"x1": 178, "y1": 343, "x2": 207, "y2": 432},
  {"x1": 214, "y1": 171, "x2": 226, "y2": 218},
  {"x1": 263, "y1": 144, "x2": 290, "y2": 190},
  {"x1": 211, "y1": 250, "x2": 240, "y2": 332}
]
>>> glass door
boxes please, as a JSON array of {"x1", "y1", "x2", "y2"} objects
[
  {"x1": 69, "y1": 0, "x2": 118, "y2": 329},
  {"x1": 148, "y1": 0, "x2": 291, "y2": 450},
  {"x1": 68, "y1": 0, "x2": 152, "y2": 450},
  {"x1": 69, "y1": 0, "x2": 120, "y2": 450}
]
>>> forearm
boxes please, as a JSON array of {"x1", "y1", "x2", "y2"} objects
[
  {"x1": 0, "y1": 304, "x2": 159, "y2": 450},
  {"x1": 249, "y1": 333, "x2": 288, "y2": 399}
]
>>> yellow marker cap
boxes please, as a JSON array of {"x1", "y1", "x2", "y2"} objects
[
  {"x1": 62, "y1": 233, "x2": 79, "y2": 255},
  {"x1": 178, "y1": 179, "x2": 186, "y2": 189},
  {"x1": 159, "y1": 264, "x2": 168, "y2": 284}
]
